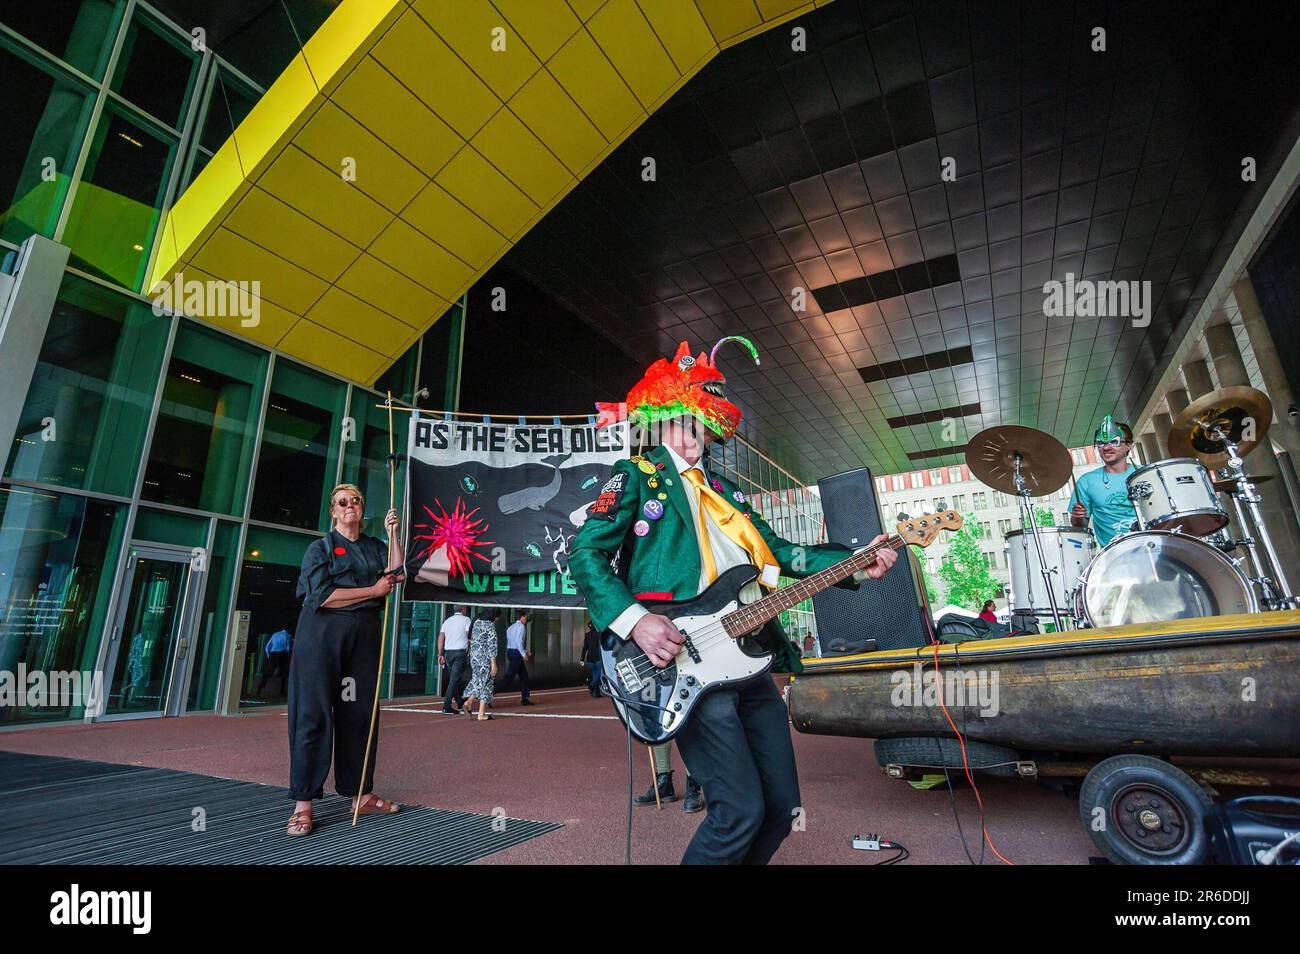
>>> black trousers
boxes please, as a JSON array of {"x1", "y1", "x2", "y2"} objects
[
  {"x1": 441, "y1": 648, "x2": 468, "y2": 711},
  {"x1": 501, "y1": 649, "x2": 530, "y2": 701},
  {"x1": 674, "y1": 674, "x2": 801, "y2": 865},
  {"x1": 287, "y1": 606, "x2": 381, "y2": 801}
]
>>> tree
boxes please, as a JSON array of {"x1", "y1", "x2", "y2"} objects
[
  {"x1": 936, "y1": 515, "x2": 1002, "y2": 611},
  {"x1": 1035, "y1": 505, "x2": 1056, "y2": 527},
  {"x1": 912, "y1": 547, "x2": 943, "y2": 607}
]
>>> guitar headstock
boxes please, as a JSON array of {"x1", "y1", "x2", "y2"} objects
[{"x1": 895, "y1": 509, "x2": 963, "y2": 547}]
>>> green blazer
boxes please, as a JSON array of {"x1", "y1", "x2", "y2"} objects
[{"x1": 569, "y1": 443, "x2": 859, "y2": 673}]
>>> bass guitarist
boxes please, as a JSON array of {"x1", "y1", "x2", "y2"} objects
[{"x1": 570, "y1": 338, "x2": 897, "y2": 864}]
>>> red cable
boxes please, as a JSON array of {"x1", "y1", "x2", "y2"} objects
[{"x1": 931, "y1": 639, "x2": 1014, "y2": 865}]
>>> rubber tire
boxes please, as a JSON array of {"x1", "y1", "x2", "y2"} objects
[
  {"x1": 1078, "y1": 755, "x2": 1212, "y2": 865},
  {"x1": 874, "y1": 737, "x2": 1019, "y2": 777}
]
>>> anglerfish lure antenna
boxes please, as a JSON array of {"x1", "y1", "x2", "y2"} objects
[{"x1": 710, "y1": 335, "x2": 761, "y2": 367}]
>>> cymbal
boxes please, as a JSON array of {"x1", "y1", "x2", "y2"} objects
[
  {"x1": 1211, "y1": 473, "x2": 1274, "y2": 493},
  {"x1": 966, "y1": 425, "x2": 1073, "y2": 496},
  {"x1": 1168, "y1": 386, "x2": 1272, "y2": 468}
]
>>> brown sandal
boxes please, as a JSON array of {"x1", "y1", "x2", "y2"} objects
[
  {"x1": 286, "y1": 811, "x2": 313, "y2": 836},
  {"x1": 354, "y1": 794, "x2": 400, "y2": 815}
]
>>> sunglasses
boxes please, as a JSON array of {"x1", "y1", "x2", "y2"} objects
[{"x1": 333, "y1": 495, "x2": 363, "y2": 508}]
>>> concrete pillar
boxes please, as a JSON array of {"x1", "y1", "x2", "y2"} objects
[
  {"x1": 1182, "y1": 357, "x2": 1214, "y2": 399},
  {"x1": 1139, "y1": 432, "x2": 1162, "y2": 465},
  {"x1": 1236, "y1": 275, "x2": 1300, "y2": 456},
  {"x1": 1203, "y1": 319, "x2": 1300, "y2": 593},
  {"x1": 1167, "y1": 388, "x2": 1191, "y2": 417},
  {"x1": 1152, "y1": 412, "x2": 1173, "y2": 458}
]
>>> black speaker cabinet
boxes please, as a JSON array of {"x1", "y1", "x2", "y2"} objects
[{"x1": 813, "y1": 466, "x2": 935, "y2": 653}]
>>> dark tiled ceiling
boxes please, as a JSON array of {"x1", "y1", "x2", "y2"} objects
[{"x1": 492, "y1": 0, "x2": 1300, "y2": 482}]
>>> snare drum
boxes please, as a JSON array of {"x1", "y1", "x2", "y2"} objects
[
  {"x1": 1074, "y1": 530, "x2": 1256, "y2": 628},
  {"x1": 1005, "y1": 526, "x2": 1094, "y2": 614},
  {"x1": 1126, "y1": 458, "x2": 1228, "y2": 536}
]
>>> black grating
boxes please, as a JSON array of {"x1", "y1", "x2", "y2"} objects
[
  {"x1": 0, "y1": 752, "x2": 560, "y2": 865},
  {"x1": 810, "y1": 253, "x2": 961, "y2": 312},
  {"x1": 906, "y1": 444, "x2": 971, "y2": 462},
  {"x1": 856, "y1": 344, "x2": 974, "y2": 384},
  {"x1": 886, "y1": 403, "x2": 982, "y2": 429}
]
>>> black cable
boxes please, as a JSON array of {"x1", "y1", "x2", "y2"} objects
[
  {"x1": 919, "y1": 652, "x2": 980, "y2": 865},
  {"x1": 625, "y1": 712, "x2": 633, "y2": 866},
  {"x1": 871, "y1": 843, "x2": 909, "y2": 865}
]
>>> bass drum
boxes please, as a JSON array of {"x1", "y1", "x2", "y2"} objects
[
  {"x1": 1005, "y1": 526, "x2": 1094, "y2": 614},
  {"x1": 1075, "y1": 530, "x2": 1257, "y2": 628}
]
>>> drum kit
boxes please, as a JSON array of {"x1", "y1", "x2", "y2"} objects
[{"x1": 966, "y1": 385, "x2": 1295, "y2": 631}]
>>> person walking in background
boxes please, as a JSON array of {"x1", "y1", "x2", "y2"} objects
[
  {"x1": 462, "y1": 608, "x2": 500, "y2": 721},
  {"x1": 581, "y1": 616, "x2": 603, "y2": 697},
  {"x1": 438, "y1": 605, "x2": 471, "y2": 714},
  {"x1": 501, "y1": 610, "x2": 533, "y2": 705},
  {"x1": 257, "y1": 624, "x2": 293, "y2": 697}
]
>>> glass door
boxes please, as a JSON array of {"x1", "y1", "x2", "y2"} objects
[{"x1": 99, "y1": 545, "x2": 200, "y2": 718}]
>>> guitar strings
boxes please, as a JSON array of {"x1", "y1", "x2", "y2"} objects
[{"x1": 619, "y1": 535, "x2": 912, "y2": 681}]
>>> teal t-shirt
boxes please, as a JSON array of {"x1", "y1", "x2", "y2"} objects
[{"x1": 1069, "y1": 465, "x2": 1138, "y2": 547}]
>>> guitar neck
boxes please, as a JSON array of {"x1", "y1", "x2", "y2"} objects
[{"x1": 721, "y1": 536, "x2": 906, "y2": 638}]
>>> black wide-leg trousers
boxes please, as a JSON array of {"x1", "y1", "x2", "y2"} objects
[
  {"x1": 675, "y1": 674, "x2": 801, "y2": 865},
  {"x1": 287, "y1": 605, "x2": 381, "y2": 800}
]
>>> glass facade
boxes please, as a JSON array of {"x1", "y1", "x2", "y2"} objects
[{"x1": 0, "y1": 0, "x2": 467, "y2": 725}]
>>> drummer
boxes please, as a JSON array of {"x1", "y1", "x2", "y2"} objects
[{"x1": 1069, "y1": 417, "x2": 1139, "y2": 547}]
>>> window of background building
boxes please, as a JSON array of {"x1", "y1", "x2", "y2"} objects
[
  {"x1": 980, "y1": 521, "x2": 991, "y2": 539},
  {"x1": 953, "y1": 493, "x2": 967, "y2": 510},
  {"x1": 910, "y1": 472, "x2": 922, "y2": 488},
  {"x1": 0, "y1": 489, "x2": 124, "y2": 724},
  {"x1": 892, "y1": 475, "x2": 904, "y2": 491},
  {"x1": 913, "y1": 499, "x2": 924, "y2": 514},
  {"x1": 998, "y1": 518, "x2": 1012, "y2": 536},
  {"x1": 6, "y1": 275, "x2": 170, "y2": 497},
  {"x1": 249, "y1": 360, "x2": 347, "y2": 530},
  {"x1": 993, "y1": 491, "x2": 1007, "y2": 507},
  {"x1": 142, "y1": 323, "x2": 268, "y2": 515},
  {"x1": 948, "y1": 466, "x2": 961, "y2": 482},
  {"x1": 0, "y1": 43, "x2": 97, "y2": 247},
  {"x1": 973, "y1": 491, "x2": 987, "y2": 510},
  {"x1": 929, "y1": 469, "x2": 942, "y2": 484}
]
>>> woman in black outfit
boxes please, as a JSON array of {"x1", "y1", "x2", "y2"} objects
[{"x1": 286, "y1": 482, "x2": 404, "y2": 836}]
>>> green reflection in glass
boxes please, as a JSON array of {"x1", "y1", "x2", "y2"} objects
[
  {"x1": 0, "y1": 488, "x2": 124, "y2": 724},
  {"x1": 142, "y1": 323, "x2": 268, "y2": 515},
  {"x1": 0, "y1": 42, "x2": 96, "y2": 246},
  {"x1": 5, "y1": 274, "x2": 170, "y2": 497},
  {"x1": 250, "y1": 359, "x2": 347, "y2": 531},
  {"x1": 62, "y1": 107, "x2": 177, "y2": 290},
  {"x1": 188, "y1": 520, "x2": 239, "y2": 711},
  {"x1": 110, "y1": 10, "x2": 198, "y2": 128}
]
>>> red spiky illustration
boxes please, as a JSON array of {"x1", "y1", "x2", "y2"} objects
[{"x1": 412, "y1": 497, "x2": 494, "y2": 578}]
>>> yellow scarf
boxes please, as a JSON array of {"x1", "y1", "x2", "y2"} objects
[{"x1": 681, "y1": 468, "x2": 780, "y2": 588}]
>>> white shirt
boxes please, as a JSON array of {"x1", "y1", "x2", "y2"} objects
[
  {"x1": 439, "y1": 612, "x2": 470, "y2": 651},
  {"x1": 609, "y1": 446, "x2": 876, "y2": 639},
  {"x1": 506, "y1": 620, "x2": 527, "y2": 652}
]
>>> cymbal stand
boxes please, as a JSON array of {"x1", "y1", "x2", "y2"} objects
[
  {"x1": 1013, "y1": 452, "x2": 1067, "y2": 630},
  {"x1": 1210, "y1": 422, "x2": 1297, "y2": 610}
]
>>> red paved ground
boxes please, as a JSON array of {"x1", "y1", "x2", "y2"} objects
[{"x1": 0, "y1": 686, "x2": 1096, "y2": 864}]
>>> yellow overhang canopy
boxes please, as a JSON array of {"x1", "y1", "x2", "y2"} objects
[{"x1": 149, "y1": 0, "x2": 832, "y2": 383}]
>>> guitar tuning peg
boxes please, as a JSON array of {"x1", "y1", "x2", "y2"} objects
[
  {"x1": 897, "y1": 511, "x2": 911, "y2": 521},
  {"x1": 936, "y1": 500, "x2": 948, "y2": 511}
]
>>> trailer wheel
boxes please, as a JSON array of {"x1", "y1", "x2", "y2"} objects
[
  {"x1": 874, "y1": 737, "x2": 1019, "y2": 777},
  {"x1": 1079, "y1": 755, "x2": 1212, "y2": 865}
]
